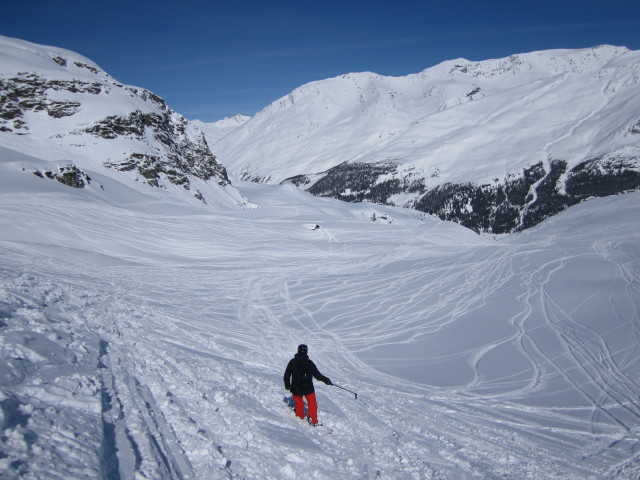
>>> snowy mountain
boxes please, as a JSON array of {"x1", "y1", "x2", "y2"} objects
[
  {"x1": 0, "y1": 35, "x2": 252, "y2": 209},
  {"x1": 215, "y1": 45, "x2": 640, "y2": 233}
]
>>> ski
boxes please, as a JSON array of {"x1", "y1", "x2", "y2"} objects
[
  {"x1": 309, "y1": 420, "x2": 333, "y2": 434},
  {"x1": 317, "y1": 423, "x2": 333, "y2": 434}
]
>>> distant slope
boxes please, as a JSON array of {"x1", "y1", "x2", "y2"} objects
[
  {"x1": 0, "y1": 35, "x2": 252, "y2": 209},
  {"x1": 215, "y1": 45, "x2": 640, "y2": 232},
  {"x1": 193, "y1": 114, "x2": 251, "y2": 148}
]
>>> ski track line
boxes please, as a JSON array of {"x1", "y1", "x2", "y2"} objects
[
  {"x1": 483, "y1": 249, "x2": 544, "y2": 397},
  {"x1": 594, "y1": 240, "x2": 640, "y2": 371},
  {"x1": 532, "y1": 260, "x2": 640, "y2": 441},
  {"x1": 469, "y1": 249, "x2": 619, "y2": 396},
  {"x1": 542, "y1": 289, "x2": 640, "y2": 427}
]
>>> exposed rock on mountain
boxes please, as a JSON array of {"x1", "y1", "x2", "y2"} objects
[
  {"x1": 0, "y1": 73, "x2": 102, "y2": 131},
  {"x1": 32, "y1": 163, "x2": 94, "y2": 189},
  {"x1": 86, "y1": 110, "x2": 229, "y2": 190}
]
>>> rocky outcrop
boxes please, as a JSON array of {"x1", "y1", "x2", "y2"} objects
[
  {"x1": 0, "y1": 73, "x2": 103, "y2": 131},
  {"x1": 33, "y1": 164, "x2": 95, "y2": 189},
  {"x1": 0, "y1": 36, "x2": 253, "y2": 210},
  {"x1": 93, "y1": 110, "x2": 230, "y2": 190}
]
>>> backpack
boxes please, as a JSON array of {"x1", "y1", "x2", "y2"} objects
[{"x1": 295, "y1": 361, "x2": 313, "y2": 387}]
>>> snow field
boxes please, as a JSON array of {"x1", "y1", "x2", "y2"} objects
[
  {"x1": 2, "y1": 35, "x2": 640, "y2": 480},
  {"x1": 0, "y1": 171, "x2": 639, "y2": 478}
]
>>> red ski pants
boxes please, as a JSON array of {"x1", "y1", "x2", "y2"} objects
[{"x1": 293, "y1": 392, "x2": 318, "y2": 424}]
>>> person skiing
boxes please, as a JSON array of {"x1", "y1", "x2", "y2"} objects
[{"x1": 283, "y1": 344, "x2": 332, "y2": 425}]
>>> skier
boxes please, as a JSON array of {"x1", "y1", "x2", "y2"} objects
[{"x1": 283, "y1": 344, "x2": 332, "y2": 425}]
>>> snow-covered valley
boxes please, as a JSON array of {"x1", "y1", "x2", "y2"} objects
[{"x1": 1, "y1": 146, "x2": 639, "y2": 478}]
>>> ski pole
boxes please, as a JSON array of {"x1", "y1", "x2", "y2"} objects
[{"x1": 332, "y1": 384, "x2": 358, "y2": 399}]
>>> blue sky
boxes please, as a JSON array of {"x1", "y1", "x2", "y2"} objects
[{"x1": 2, "y1": 1, "x2": 639, "y2": 122}]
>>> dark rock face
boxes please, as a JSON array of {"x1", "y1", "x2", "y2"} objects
[
  {"x1": 94, "y1": 110, "x2": 230, "y2": 190},
  {"x1": 73, "y1": 61, "x2": 99, "y2": 75},
  {"x1": 47, "y1": 101, "x2": 81, "y2": 118},
  {"x1": 51, "y1": 56, "x2": 67, "y2": 67},
  {"x1": 0, "y1": 73, "x2": 103, "y2": 131},
  {"x1": 287, "y1": 154, "x2": 640, "y2": 234},
  {"x1": 33, "y1": 164, "x2": 93, "y2": 189}
]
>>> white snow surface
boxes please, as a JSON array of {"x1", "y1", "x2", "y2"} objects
[
  {"x1": 1, "y1": 142, "x2": 640, "y2": 479},
  {"x1": 214, "y1": 45, "x2": 640, "y2": 187}
]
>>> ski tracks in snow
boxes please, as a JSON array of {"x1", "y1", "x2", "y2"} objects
[
  {"x1": 477, "y1": 242, "x2": 640, "y2": 478},
  {"x1": 2, "y1": 191, "x2": 640, "y2": 479}
]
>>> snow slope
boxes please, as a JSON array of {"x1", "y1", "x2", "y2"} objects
[
  {"x1": 194, "y1": 114, "x2": 251, "y2": 148},
  {"x1": 215, "y1": 45, "x2": 640, "y2": 189},
  {"x1": 1, "y1": 142, "x2": 639, "y2": 478}
]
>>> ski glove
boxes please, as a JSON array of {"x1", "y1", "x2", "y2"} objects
[{"x1": 325, "y1": 379, "x2": 332, "y2": 386}]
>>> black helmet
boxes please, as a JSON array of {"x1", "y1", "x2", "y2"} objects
[{"x1": 297, "y1": 344, "x2": 308, "y2": 354}]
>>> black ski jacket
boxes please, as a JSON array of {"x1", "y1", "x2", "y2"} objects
[{"x1": 283, "y1": 352, "x2": 331, "y2": 396}]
